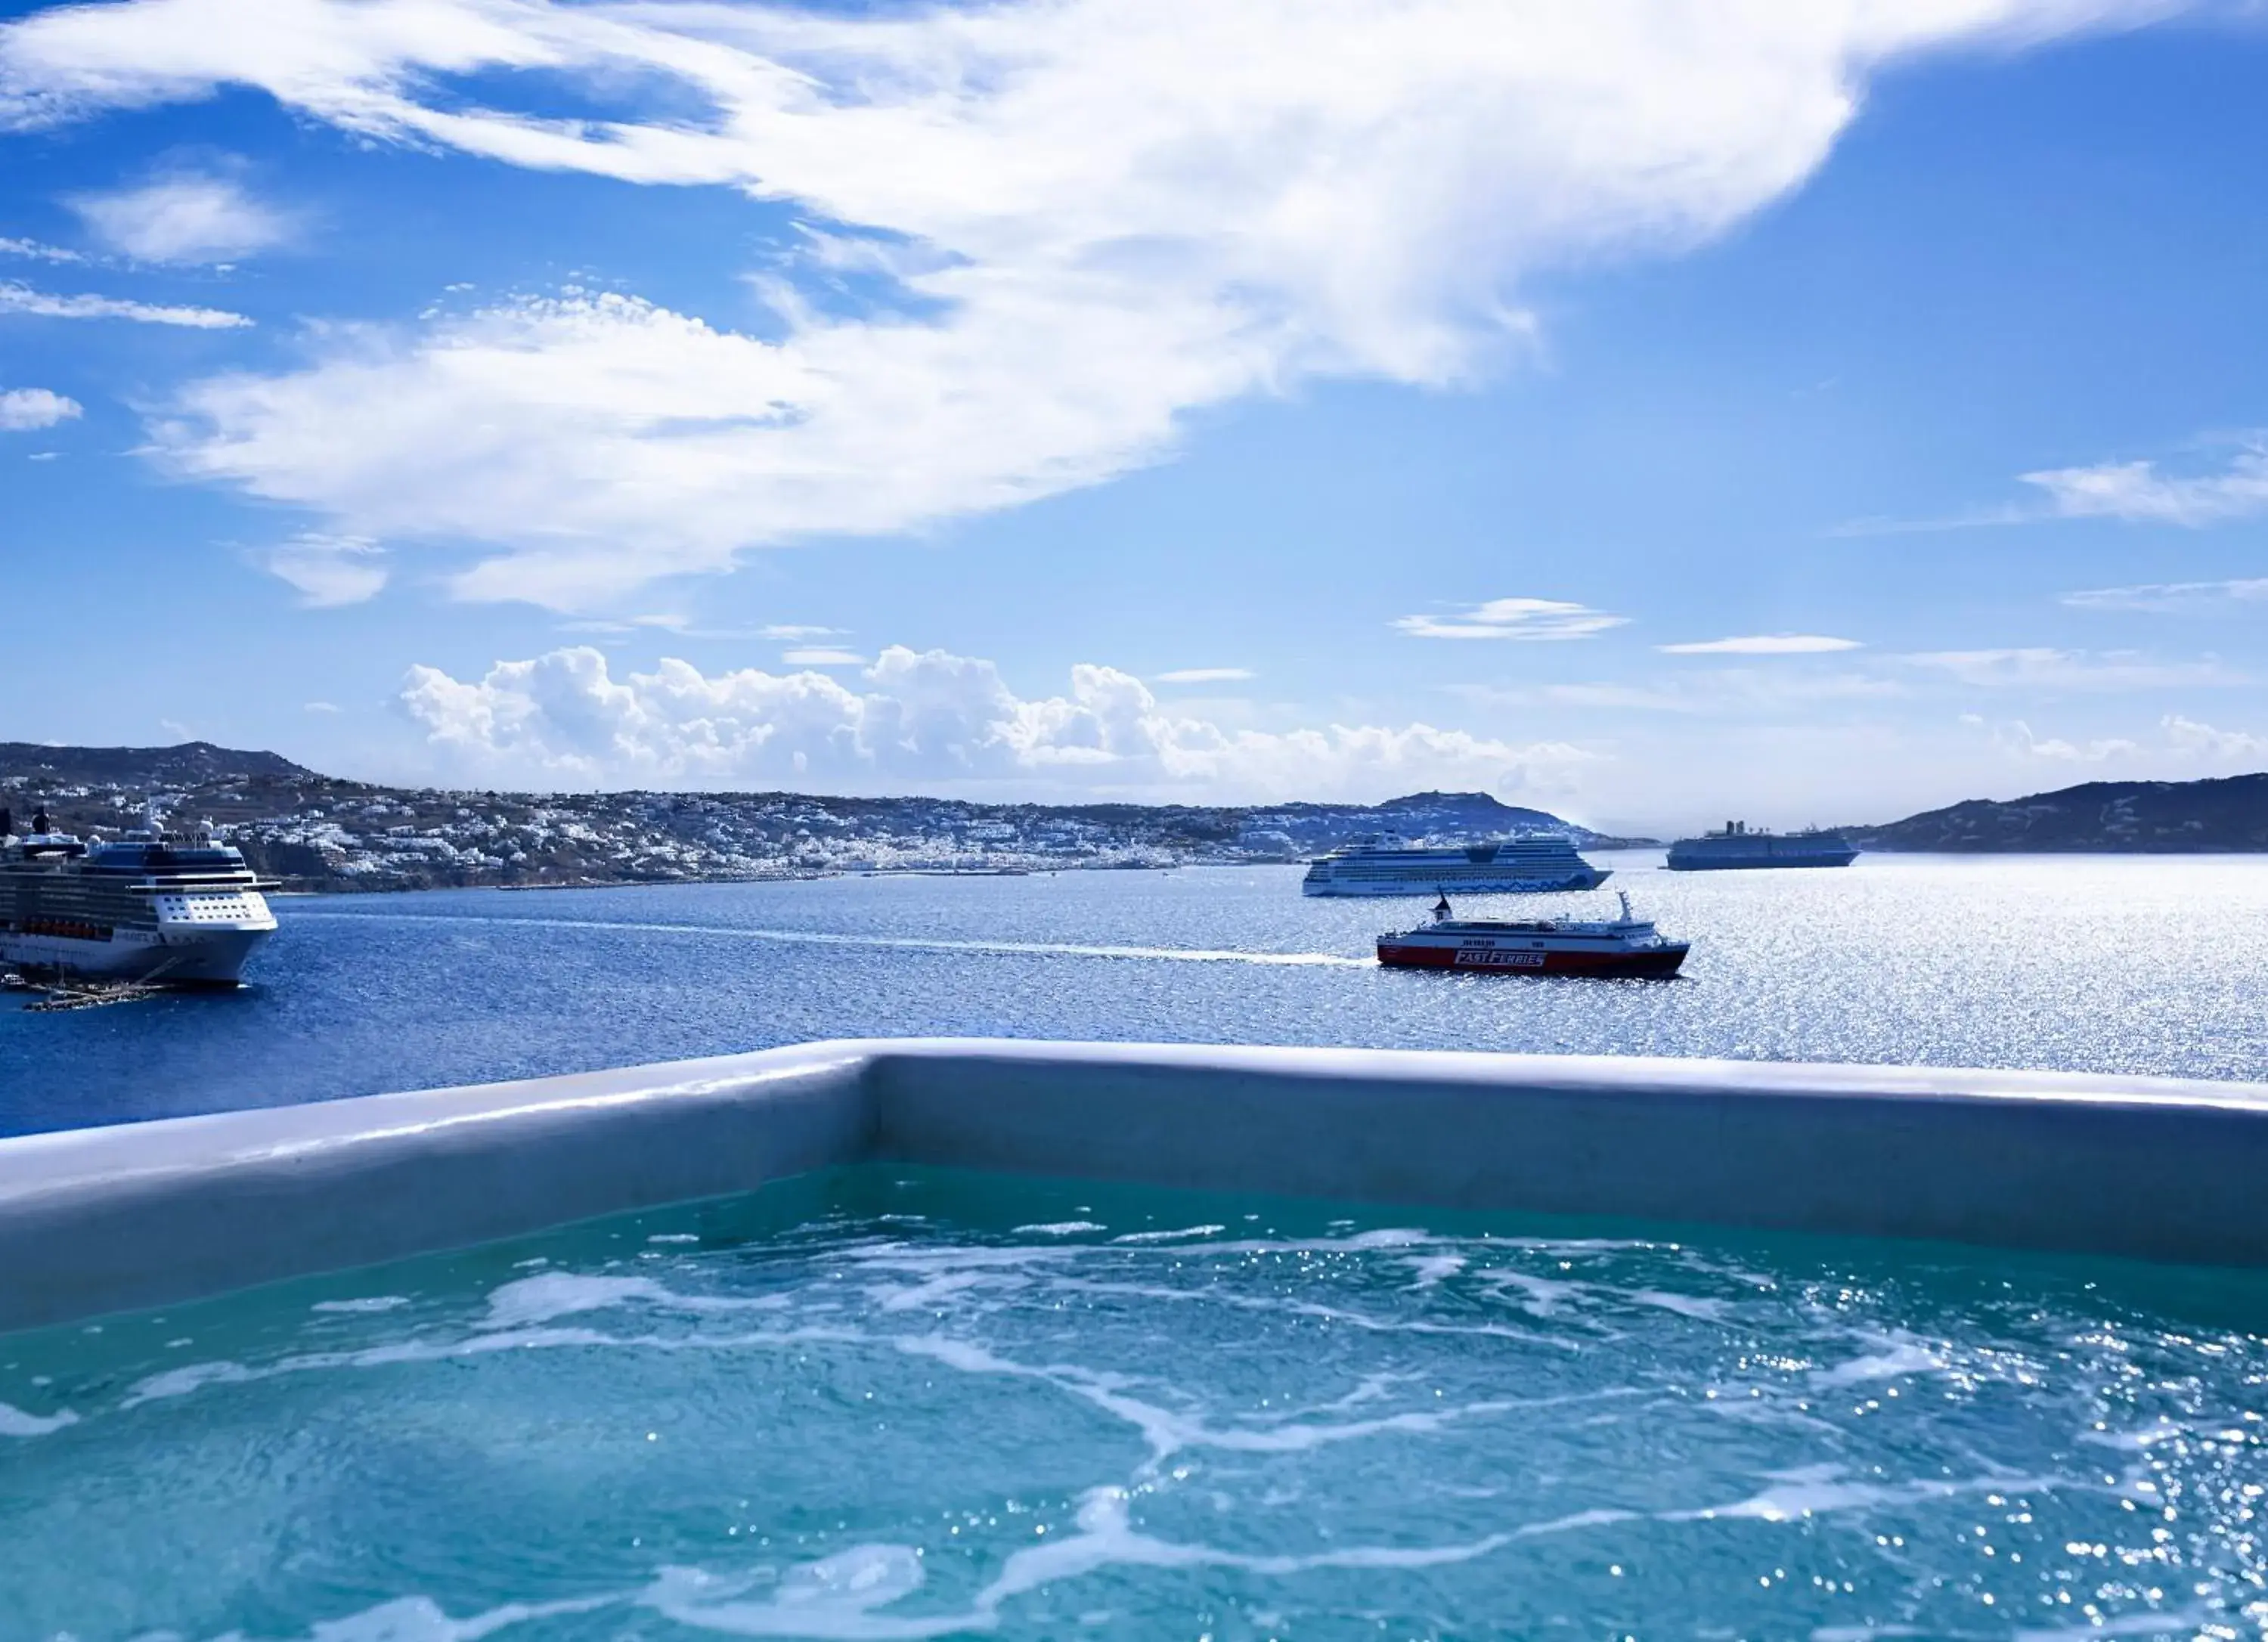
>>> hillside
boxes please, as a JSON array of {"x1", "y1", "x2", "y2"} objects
[
  {"x1": 0, "y1": 744, "x2": 1635, "y2": 891},
  {"x1": 1861, "y1": 773, "x2": 2268, "y2": 852}
]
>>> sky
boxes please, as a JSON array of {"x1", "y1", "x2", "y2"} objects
[{"x1": 2, "y1": 0, "x2": 2266, "y2": 835}]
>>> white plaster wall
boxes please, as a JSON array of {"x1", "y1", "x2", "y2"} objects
[{"x1": 5, "y1": 1039, "x2": 2268, "y2": 1334}]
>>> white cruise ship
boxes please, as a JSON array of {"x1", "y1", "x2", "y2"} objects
[
  {"x1": 1, "y1": 808, "x2": 278, "y2": 986},
  {"x1": 1301, "y1": 834, "x2": 1610, "y2": 897}
]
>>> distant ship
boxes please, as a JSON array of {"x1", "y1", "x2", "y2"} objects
[
  {"x1": 1377, "y1": 891, "x2": 1690, "y2": 977},
  {"x1": 1, "y1": 807, "x2": 278, "y2": 985},
  {"x1": 1666, "y1": 821, "x2": 1857, "y2": 872},
  {"x1": 1302, "y1": 834, "x2": 1610, "y2": 897}
]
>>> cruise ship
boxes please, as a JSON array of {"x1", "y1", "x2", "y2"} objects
[
  {"x1": 1666, "y1": 821, "x2": 1858, "y2": 872},
  {"x1": 1, "y1": 807, "x2": 279, "y2": 985},
  {"x1": 1301, "y1": 834, "x2": 1610, "y2": 897}
]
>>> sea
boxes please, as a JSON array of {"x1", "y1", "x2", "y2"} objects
[{"x1": 6, "y1": 850, "x2": 2268, "y2": 1139}]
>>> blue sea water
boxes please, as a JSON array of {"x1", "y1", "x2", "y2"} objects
[{"x1": 8, "y1": 851, "x2": 2268, "y2": 1138}]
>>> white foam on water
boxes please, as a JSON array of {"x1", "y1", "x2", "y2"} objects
[
  {"x1": 1108, "y1": 1225, "x2": 1227, "y2": 1244},
  {"x1": 0, "y1": 1399, "x2": 78, "y2": 1436},
  {"x1": 869, "y1": 1271, "x2": 1018, "y2": 1315},
  {"x1": 1402, "y1": 1253, "x2": 1467, "y2": 1288},
  {"x1": 480, "y1": 1272, "x2": 673, "y2": 1329},
  {"x1": 1808, "y1": 1334, "x2": 1949, "y2": 1388},
  {"x1": 212, "y1": 1591, "x2": 616, "y2": 1641},
  {"x1": 311, "y1": 1297, "x2": 412, "y2": 1315},
  {"x1": 1010, "y1": 1222, "x2": 1105, "y2": 1237},
  {"x1": 1672, "y1": 1465, "x2": 2041, "y2": 1524},
  {"x1": 480, "y1": 1271, "x2": 789, "y2": 1330},
  {"x1": 645, "y1": 1544, "x2": 936, "y2": 1639},
  {"x1": 648, "y1": 1234, "x2": 703, "y2": 1245},
  {"x1": 1623, "y1": 1289, "x2": 1734, "y2": 1323}
]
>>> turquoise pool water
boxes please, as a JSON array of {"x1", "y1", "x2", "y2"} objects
[{"x1": 6, "y1": 1170, "x2": 2268, "y2": 1640}]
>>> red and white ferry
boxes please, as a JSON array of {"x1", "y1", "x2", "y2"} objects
[{"x1": 1377, "y1": 892, "x2": 1690, "y2": 978}]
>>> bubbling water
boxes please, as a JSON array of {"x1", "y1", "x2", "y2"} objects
[{"x1": 5, "y1": 1167, "x2": 2268, "y2": 1640}]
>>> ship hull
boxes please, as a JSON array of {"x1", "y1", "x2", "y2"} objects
[
  {"x1": 2, "y1": 925, "x2": 271, "y2": 985},
  {"x1": 1305, "y1": 869, "x2": 1611, "y2": 897},
  {"x1": 1377, "y1": 939, "x2": 1689, "y2": 977},
  {"x1": 1665, "y1": 838, "x2": 1857, "y2": 872}
]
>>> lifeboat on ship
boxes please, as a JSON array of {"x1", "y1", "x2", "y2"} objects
[{"x1": 1377, "y1": 891, "x2": 1690, "y2": 978}]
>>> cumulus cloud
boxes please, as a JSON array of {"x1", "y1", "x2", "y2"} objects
[
  {"x1": 1656, "y1": 634, "x2": 1861, "y2": 655},
  {"x1": 2162, "y1": 714, "x2": 2268, "y2": 759},
  {"x1": 69, "y1": 171, "x2": 294, "y2": 264},
  {"x1": 0, "y1": 0, "x2": 2199, "y2": 606},
  {"x1": 0, "y1": 277, "x2": 247, "y2": 327},
  {"x1": 0, "y1": 386, "x2": 80, "y2": 429},
  {"x1": 1394, "y1": 597, "x2": 1625, "y2": 642},
  {"x1": 2023, "y1": 440, "x2": 2268, "y2": 526},
  {"x1": 398, "y1": 644, "x2": 1597, "y2": 800},
  {"x1": 261, "y1": 532, "x2": 387, "y2": 606},
  {"x1": 2061, "y1": 577, "x2": 2268, "y2": 613}
]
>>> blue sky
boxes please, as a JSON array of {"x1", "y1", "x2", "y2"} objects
[{"x1": 2, "y1": 0, "x2": 2266, "y2": 833}]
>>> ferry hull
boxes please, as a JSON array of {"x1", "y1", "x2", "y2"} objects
[
  {"x1": 1305, "y1": 869, "x2": 1611, "y2": 897},
  {"x1": 2, "y1": 925, "x2": 272, "y2": 986},
  {"x1": 1377, "y1": 940, "x2": 1689, "y2": 977}
]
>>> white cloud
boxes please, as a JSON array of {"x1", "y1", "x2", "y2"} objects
[
  {"x1": 69, "y1": 172, "x2": 293, "y2": 264},
  {"x1": 2061, "y1": 577, "x2": 2268, "y2": 613},
  {"x1": 1394, "y1": 597, "x2": 1626, "y2": 642},
  {"x1": 0, "y1": 0, "x2": 2198, "y2": 606},
  {"x1": 1901, "y1": 647, "x2": 2246, "y2": 690},
  {"x1": 1990, "y1": 719, "x2": 2139, "y2": 763},
  {"x1": 2162, "y1": 714, "x2": 2268, "y2": 760},
  {"x1": 0, "y1": 234, "x2": 83, "y2": 262},
  {"x1": 261, "y1": 533, "x2": 387, "y2": 606},
  {"x1": 0, "y1": 386, "x2": 80, "y2": 429},
  {"x1": 780, "y1": 647, "x2": 862, "y2": 666},
  {"x1": 2023, "y1": 440, "x2": 2268, "y2": 527},
  {"x1": 303, "y1": 700, "x2": 342, "y2": 714},
  {"x1": 1154, "y1": 668, "x2": 1253, "y2": 684},
  {"x1": 398, "y1": 643, "x2": 1597, "y2": 801},
  {"x1": 1656, "y1": 634, "x2": 1861, "y2": 655},
  {"x1": 761, "y1": 624, "x2": 844, "y2": 642},
  {"x1": 0, "y1": 277, "x2": 248, "y2": 327}
]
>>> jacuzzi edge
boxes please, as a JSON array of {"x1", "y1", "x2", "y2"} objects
[{"x1": 5, "y1": 1037, "x2": 2268, "y2": 1334}]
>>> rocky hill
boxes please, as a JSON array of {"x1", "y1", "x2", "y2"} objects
[
  {"x1": 1860, "y1": 773, "x2": 2268, "y2": 852},
  {"x1": 0, "y1": 745, "x2": 1636, "y2": 892}
]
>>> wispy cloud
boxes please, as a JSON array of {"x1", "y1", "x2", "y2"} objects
[
  {"x1": 0, "y1": 0, "x2": 2194, "y2": 607},
  {"x1": 779, "y1": 647, "x2": 862, "y2": 667},
  {"x1": 1395, "y1": 598, "x2": 1625, "y2": 642},
  {"x1": 70, "y1": 171, "x2": 293, "y2": 265},
  {"x1": 1154, "y1": 668, "x2": 1253, "y2": 685},
  {"x1": 303, "y1": 700, "x2": 342, "y2": 714},
  {"x1": 0, "y1": 234, "x2": 83, "y2": 263},
  {"x1": 2022, "y1": 439, "x2": 2268, "y2": 527},
  {"x1": 1903, "y1": 648, "x2": 2245, "y2": 690},
  {"x1": 261, "y1": 533, "x2": 386, "y2": 607},
  {"x1": 0, "y1": 386, "x2": 80, "y2": 430},
  {"x1": 1833, "y1": 436, "x2": 2268, "y2": 539},
  {"x1": 0, "y1": 278, "x2": 247, "y2": 327},
  {"x1": 1656, "y1": 634, "x2": 1860, "y2": 655},
  {"x1": 2061, "y1": 577, "x2": 2268, "y2": 614},
  {"x1": 760, "y1": 624, "x2": 844, "y2": 642},
  {"x1": 1454, "y1": 668, "x2": 1902, "y2": 717}
]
